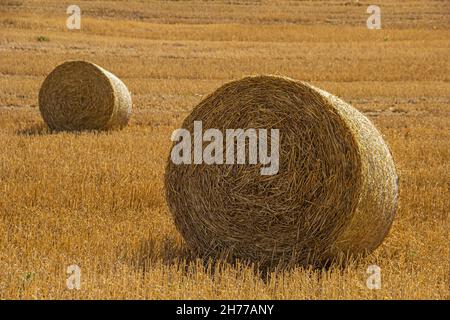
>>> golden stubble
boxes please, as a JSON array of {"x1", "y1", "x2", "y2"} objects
[{"x1": 0, "y1": 0, "x2": 448, "y2": 299}]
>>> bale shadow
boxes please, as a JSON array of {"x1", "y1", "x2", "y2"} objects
[
  {"x1": 16, "y1": 123, "x2": 114, "y2": 136},
  {"x1": 129, "y1": 237, "x2": 195, "y2": 274},
  {"x1": 16, "y1": 123, "x2": 51, "y2": 136},
  {"x1": 123, "y1": 237, "x2": 353, "y2": 282}
]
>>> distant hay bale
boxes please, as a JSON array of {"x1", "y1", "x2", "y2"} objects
[
  {"x1": 164, "y1": 75, "x2": 399, "y2": 267},
  {"x1": 38, "y1": 60, "x2": 132, "y2": 131}
]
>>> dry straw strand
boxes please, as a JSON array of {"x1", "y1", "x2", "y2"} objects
[
  {"x1": 38, "y1": 60, "x2": 132, "y2": 131},
  {"x1": 164, "y1": 75, "x2": 398, "y2": 268}
]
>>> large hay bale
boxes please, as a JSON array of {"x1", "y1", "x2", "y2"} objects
[
  {"x1": 39, "y1": 61, "x2": 132, "y2": 131},
  {"x1": 165, "y1": 75, "x2": 398, "y2": 267}
]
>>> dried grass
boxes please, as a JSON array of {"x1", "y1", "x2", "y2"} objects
[
  {"x1": 165, "y1": 75, "x2": 399, "y2": 267},
  {"x1": 38, "y1": 60, "x2": 132, "y2": 131}
]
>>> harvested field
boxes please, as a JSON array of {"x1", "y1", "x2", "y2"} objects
[{"x1": 0, "y1": 0, "x2": 448, "y2": 299}]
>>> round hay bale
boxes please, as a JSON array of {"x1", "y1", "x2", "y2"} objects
[
  {"x1": 38, "y1": 60, "x2": 132, "y2": 131},
  {"x1": 164, "y1": 75, "x2": 398, "y2": 267}
]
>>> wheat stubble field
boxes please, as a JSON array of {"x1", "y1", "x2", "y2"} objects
[{"x1": 0, "y1": 0, "x2": 449, "y2": 299}]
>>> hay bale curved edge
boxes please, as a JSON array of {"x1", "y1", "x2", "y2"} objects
[
  {"x1": 38, "y1": 60, "x2": 132, "y2": 131},
  {"x1": 164, "y1": 75, "x2": 399, "y2": 267}
]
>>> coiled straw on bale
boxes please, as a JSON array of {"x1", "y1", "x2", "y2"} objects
[
  {"x1": 165, "y1": 75, "x2": 398, "y2": 267},
  {"x1": 39, "y1": 61, "x2": 132, "y2": 131}
]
